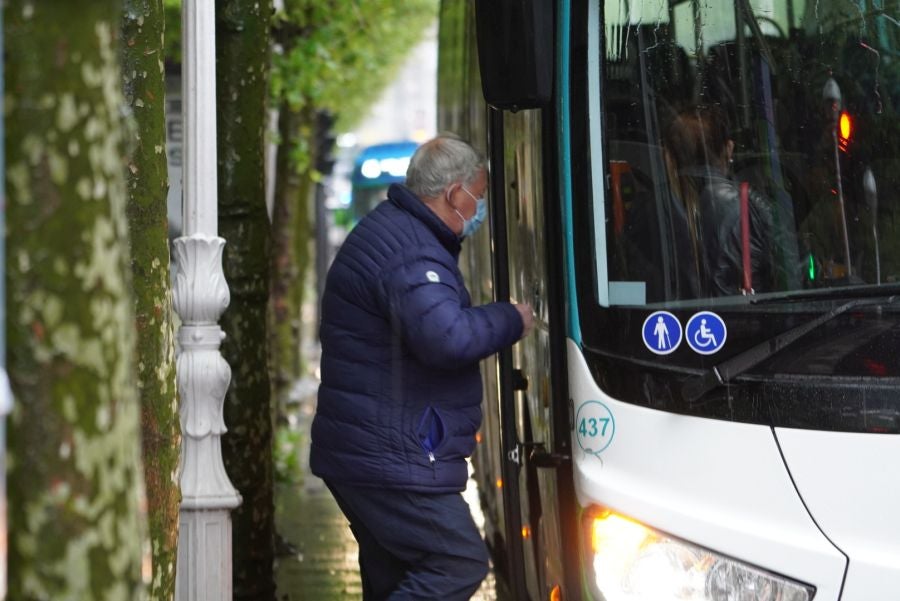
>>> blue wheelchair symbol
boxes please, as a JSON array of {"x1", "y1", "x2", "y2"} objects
[
  {"x1": 642, "y1": 311, "x2": 682, "y2": 355},
  {"x1": 685, "y1": 312, "x2": 727, "y2": 355}
]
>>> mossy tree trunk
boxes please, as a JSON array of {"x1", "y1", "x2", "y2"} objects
[
  {"x1": 216, "y1": 0, "x2": 276, "y2": 598},
  {"x1": 5, "y1": 1, "x2": 148, "y2": 599},
  {"x1": 122, "y1": 1, "x2": 181, "y2": 600},
  {"x1": 270, "y1": 104, "x2": 313, "y2": 396},
  {"x1": 270, "y1": 3, "x2": 317, "y2": 397},
  {"x1": 268, "y1": 106, "x2": 297, "y2": 397}
]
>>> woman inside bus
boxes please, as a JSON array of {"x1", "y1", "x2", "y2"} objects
[{"x1": 663, "y1": 105, "x2": 779, "y2": 297}]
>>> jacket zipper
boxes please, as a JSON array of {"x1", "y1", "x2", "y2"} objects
[{"x1": 418, "y1": 406, "x2": 441, "y2": 478}]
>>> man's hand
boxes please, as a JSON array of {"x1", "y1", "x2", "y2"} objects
[{"x1": 514, "y1": 303, "x2": 535, "y2": 339}]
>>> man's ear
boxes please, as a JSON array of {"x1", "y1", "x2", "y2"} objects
[
  {"x1": 444, "y1": 183, "x2": 460, "y2": 205},
  {"x1": 726, "y1": 139, "x2": 735, "y2": 161}
]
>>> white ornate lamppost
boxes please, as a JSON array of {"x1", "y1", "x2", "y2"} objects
[{"x1": 173, "y1": 1, "x2": 241, "y2": 599}]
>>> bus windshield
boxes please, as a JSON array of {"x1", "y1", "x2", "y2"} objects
[
  {"x1": 600, "y1": 0, "x2": 900, "y2": 308},
  {"x1": 582, "y1": 0, "x2": 900, "y2": 430}
]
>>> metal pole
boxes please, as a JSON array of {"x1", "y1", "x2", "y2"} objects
[
  {"x1": 823, "y1": 77, "x2": 852, "y2": 278},
  {"x1": 864, "y1": 168, "x2": 880, "y2": 284},
  {"x1": 181, "y1": 0, "x2": 219, "y2": 237},
  {"x1": 832, "y1": 136, "x2": 852, "y2": 278},
  {"x1": 173, "y1": 1, "x2": 241, "y2": 599}
]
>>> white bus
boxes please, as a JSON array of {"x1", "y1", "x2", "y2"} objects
[{"x1": 439, "y1": 1, "x2": 900, "y2": 599}]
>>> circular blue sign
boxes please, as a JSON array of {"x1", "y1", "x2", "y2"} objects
[
  {"x1": 642, "y1": 311, "x2": 682, "y2": 355},
  {"x1": 685, "y1": 312, "x2": 728, "y2": 355}
]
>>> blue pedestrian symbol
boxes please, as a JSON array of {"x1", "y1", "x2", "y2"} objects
[
  {"x1": 642, "y1": 311, "x2": 682, "y2": 355},
  {"x1": 685, "y1": 312, "x2": 727, "y2": 355}
]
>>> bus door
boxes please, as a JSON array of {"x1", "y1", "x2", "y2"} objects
[{"x1": 490, "y1": 105, "x2": 574, "y2": 601}]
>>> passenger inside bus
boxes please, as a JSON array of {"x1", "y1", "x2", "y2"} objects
[{"x1": 662, "y1": 105, "x2": 782, "y2": 297}]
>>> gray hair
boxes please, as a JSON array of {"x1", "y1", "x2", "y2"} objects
[{"x1": 405, "y1": 135, "x2": 486, "y2": 199}]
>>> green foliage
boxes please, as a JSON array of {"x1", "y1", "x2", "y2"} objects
[
  {"x1": 272, "y1": 0, "x2": 438, "y2": 130},
  {"x1": 162, "y1": 0, "x2": 181, "y2": 63},
  {"x1": 163, "y1": 0, "x2": 437, "y2": 125},
  {"x1": 273, "y1": 423, "x2": 304, "y2": 485},
  {"x1": 162, "y1": 0, "x2": 437, "y2": 170}
]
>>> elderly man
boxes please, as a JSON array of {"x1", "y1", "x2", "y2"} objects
[{"x1": 310, "y1": 134, "x2": 533, "y2": 600}]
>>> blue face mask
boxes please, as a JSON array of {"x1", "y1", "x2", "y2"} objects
[{"x1": 456, "y1": 187, "x2": 487, "y2": 238}]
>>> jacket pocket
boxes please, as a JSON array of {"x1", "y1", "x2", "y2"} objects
[{"x1": 416, "y1": 406, "x2": 446, "y2": 465}]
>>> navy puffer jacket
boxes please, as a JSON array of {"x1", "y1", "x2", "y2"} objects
[{"x1": 310, "y1": 184, "x2": 523, "y2": 492}]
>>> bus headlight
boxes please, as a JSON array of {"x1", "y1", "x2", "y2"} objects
[{"x1": 586, "y1": 510, "x2": 814, "y2": 601}]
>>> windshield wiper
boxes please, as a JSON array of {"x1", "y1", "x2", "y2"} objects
[
  {"x1": 747, "y1": 283, "x2": 900, "y2": 305},
  {"x1": 682, "y1": 296, "x2": 898, "y2": 403}
]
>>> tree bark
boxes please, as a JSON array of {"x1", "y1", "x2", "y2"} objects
[
  {"x1": 216, "y1": 0, "x2": 276, "y2": 598},
  {"x1": 270, "y1": 103, "x2": 300, "y2": 392},
  {"x1": 122, "y1": 1, "x2": 181, "y2": 600},
  {"x1": 268, "y1": 105, "x2": 296, "y2": 397},
  {"x1": 270, "y1": 105, "x2": 313, "y2": 395},
  {"x1": 5, "y1": 2, "x2": 148, "y2": 599}
]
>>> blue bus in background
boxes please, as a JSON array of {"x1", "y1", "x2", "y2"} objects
[{"x1": 349, "y1": 141, "x2": 418, "y2": 224}]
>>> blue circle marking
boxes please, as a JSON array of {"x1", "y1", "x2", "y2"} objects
[
  {"x1": 575, "y1": 401, "x2": 615, "y2": 456},
  {"x1": 685, "y1": 311, "x2": 728, "y2": 355},
  {"x1": 642, "y1": 311, "x2": 682, "y2": 355}
]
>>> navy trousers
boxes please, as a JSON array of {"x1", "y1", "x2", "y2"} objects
[{"x1": 325, "y1": 481, "x2": 490, "y2": 601}]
